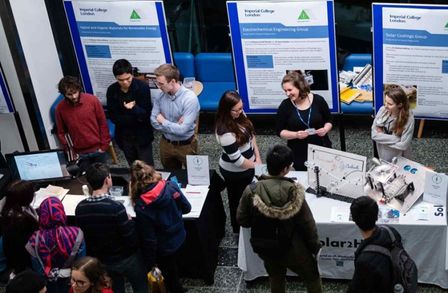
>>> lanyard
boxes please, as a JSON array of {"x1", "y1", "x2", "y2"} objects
[{"x1": 296, "y1": 106, "x2": 312, "y2": 129}]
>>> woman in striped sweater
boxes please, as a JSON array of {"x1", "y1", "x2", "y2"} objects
[{"x1": 215, "y1": 90, "x2": 261, "y2": 233}]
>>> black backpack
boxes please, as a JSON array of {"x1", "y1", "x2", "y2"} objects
[{"x1": 363, "y1": 226, "x2": 418, "y2": 293}]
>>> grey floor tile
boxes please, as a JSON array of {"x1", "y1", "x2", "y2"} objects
[{"x1": 217, "y1": 247, "x2": 238, "y2": 267}]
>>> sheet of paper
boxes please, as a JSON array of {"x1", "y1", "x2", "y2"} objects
[
  {"x1": 330, "y1": 206, "x2": 350, "y2": 222},
  {"x1": 186, "y1": 155, "x2": 210, "y2": 186},
  {"x1": 32, "y1": 185, "x2": 69, "y2": 209},
  {"x1": 182, "y1": 187, "x2": 208, "y2": 218},
  {"x1": 61, "y1": 194, "x2": 88, "y2": 216},
  {"x1": 158, "y1": 171, "x2": 171, "y2": 180}
]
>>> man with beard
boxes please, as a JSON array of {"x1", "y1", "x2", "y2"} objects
[{"x1": 55, "y1": 76, "x2": 110, "y2": 172}]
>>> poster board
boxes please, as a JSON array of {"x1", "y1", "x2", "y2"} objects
[
  {"x1": 372, "y1": 3, "x2": 448, "y2": 120},
  {"x1": 227, "y1": 0, "x2": 339, "y2": 113},
  {"x1": 64, "y1": 0, "x2": 172, "y2": 104},
  {"x1": 0, "y1": 65, "x2": 14, "y2": 113}
]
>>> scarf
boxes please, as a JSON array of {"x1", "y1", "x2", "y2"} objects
[{"x1": 27, "y1": 197, "x2": 80, "y2": 276}]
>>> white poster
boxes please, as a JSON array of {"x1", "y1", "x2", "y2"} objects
[
  {"x1": 227, "y1": 0, "x2": 338, "y2": 113},
  {"x1": 64, "y1": 0, "x2": 172, "y2": 104},
  {"x1": 373, "y1": 4, "x2": 448, "y2": 119}
]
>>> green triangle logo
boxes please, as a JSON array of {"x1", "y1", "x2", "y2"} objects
[
  {"x1": 130, "y1": 10, "x2": 141, "y2": 19},
  {"x1": 298, "y1": 10, "x2": 310, "y2": 20},
  {"x1": 445, "y1": 22, "x2": 448, "y2": 28}
]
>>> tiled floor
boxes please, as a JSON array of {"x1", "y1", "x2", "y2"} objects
[{"x1": 113, "y1": 114, "x2": 448, "y2": 292}]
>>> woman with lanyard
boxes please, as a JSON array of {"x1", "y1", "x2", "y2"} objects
[
  {"x1": 371, "y1": 85, "x2": 414, "y2": 162},
  {"x1": 276, "y1": 71, "x2": 332, "y2": 171}
]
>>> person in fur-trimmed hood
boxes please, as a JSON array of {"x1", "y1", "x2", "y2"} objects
[{"x1": 237, "y1": 144, "x2": 322, "y2": 293}]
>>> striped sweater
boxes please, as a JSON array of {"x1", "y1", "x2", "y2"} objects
[{"x1": 217, "y1": 132, "x2": 255, "y2": 172}]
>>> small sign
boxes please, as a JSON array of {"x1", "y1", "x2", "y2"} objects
[
  {"x1": 186, "y1": 155, "x2": 210, "y2": 186},
  {"x1": 254, "y1": 164, "x2": 268, "y2": 177},
  {"x1": 424, "y1": 171, "x2": 448, "y2": 206}
]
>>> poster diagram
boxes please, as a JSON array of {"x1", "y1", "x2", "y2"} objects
[
  {"x1": 227, "y1": 0, "x2": 338, "y2": 113},
  {"x1": 64, "y1": 0, "x2": 171, "y2": 104},
  {"x1": 373, "y1": 4, "x2": 448, "y2": 120}
]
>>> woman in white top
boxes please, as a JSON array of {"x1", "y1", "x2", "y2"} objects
[
  {"x1": 371, "y1": 85, "x2": 414, "y2": 162},
  {"x1": 215, "y1": 90, "x2": 261, "y2": 233}
]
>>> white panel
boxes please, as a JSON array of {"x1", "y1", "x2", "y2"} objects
[
  {"x1": 9, "y1": 0, "x2": 64, "y2": 149},
  {"x1": 0, "y1": 15, "x2": 38, "y2": 150},
  {"x1": 0, "y1": 113, "x2": 24, "y2": 153}
]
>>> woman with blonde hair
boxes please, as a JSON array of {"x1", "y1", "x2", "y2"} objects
[
  {"x1": 69, "y1": 256, "x2": 112, "y2": 293},
  {"x1": 371, "y1": 85, "x2": 414, "y2": 162},
  {"x1": 130, "y1": 160, "x2": 191, "y2": 293}
]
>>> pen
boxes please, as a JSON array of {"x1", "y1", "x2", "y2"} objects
[{"x1": 186, "y1": 192, "x2": 201, "y2": 194}]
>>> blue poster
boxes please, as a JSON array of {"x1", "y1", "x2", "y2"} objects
[
  {"x1": 373, "y1": 3, "x2": 448, "y2": 120},
  {"x1": 64, "y1": 0, "x2": 172, "y2": 104},
  {"x1": 0, "y1": 66, "x2": 14, "y2": 113},
  {"x1": 227, "y1": 0, "x2": 339, "y2": 113}
]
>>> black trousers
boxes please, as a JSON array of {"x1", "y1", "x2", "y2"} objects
[
  {"x1": 157, "y1": 253, "x2": 185, "y2": 293},
  {"x1": 119, "y1": 140, "x2": 154, "y2": 166},
  {"x1": 220, "y1": 168, "x2": 255, "y2": 233}
]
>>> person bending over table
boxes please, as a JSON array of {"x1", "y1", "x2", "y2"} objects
[
  {"x1": 215, "y1": 90, "x2": 261, "y2": 233},
  {"x1": 130, "y1": 160, "x2": 191, "y2": 293},
  {"x1": 371, "y1": 85, "x2": 414, "y2": 162},
  {"x1": 276, "y1": 71, "x2": 332, "y2": 171}
]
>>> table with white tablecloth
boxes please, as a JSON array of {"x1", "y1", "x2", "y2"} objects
[{"x1": 238, "y1": 172, "x2": 448, "y2": 288}]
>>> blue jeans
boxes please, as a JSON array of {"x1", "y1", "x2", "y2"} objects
[{"x1": 105, "y1": 252, "x2": 148, "y2": 293}]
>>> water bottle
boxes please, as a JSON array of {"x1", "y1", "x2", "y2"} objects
[
  {"x1": 394, "y1": 283, "x2": 404, "y2": 293},
  {"x1": 82, "y1": 185, "x2": 90, "y2": 196}
]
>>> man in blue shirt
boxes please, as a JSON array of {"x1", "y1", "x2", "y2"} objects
[{"x1": 151, "y1": 64, "x2": 200, "y2": 169}]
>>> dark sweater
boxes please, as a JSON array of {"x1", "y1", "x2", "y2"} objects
[
  {"x1": 75, "y1": 196, "x2": 138, "y2": 265},
  {"x1": 106, "y1": 78, "x2": 153, "y2": 146},
  {"x1": 347, "y1": 226, "x2": 400, "y2": 293},
  {"x1": 1, "y1": 208, "x2": 38, "y2": 273},
  {"x1": 275, "y1": 94, "x2": 332, "y2": 170}
]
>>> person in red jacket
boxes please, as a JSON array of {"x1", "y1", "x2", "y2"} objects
[{"x1": 55, "y1": 76, "x2": 111, "y2": 172}]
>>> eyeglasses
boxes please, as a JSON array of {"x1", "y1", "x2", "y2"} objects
[
  {"x1": 231, "y1": 108, "x2": 243, "y2": 113},
  {"x1": 70, "y1": 278, "x2": 90, "y2": 288}
]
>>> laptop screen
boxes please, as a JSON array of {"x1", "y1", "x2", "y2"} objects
[{"x1": 6, "y1": 150, "x2": 71, "y2": 181}]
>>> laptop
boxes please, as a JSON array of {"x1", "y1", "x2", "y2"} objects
[{"x1": 6, "y1": 149, "x2": 72, "y2": 183}]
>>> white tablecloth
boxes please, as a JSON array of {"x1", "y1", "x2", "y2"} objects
[{"x1": 238, "y1": 172, "x2": 448, "y2": 288}]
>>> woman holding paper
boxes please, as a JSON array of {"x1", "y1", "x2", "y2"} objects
[
  {"x1": 276, "y1": 71, "x2": 333, "y2": 171},
  {"x1": 130, "y1": 160, "x2": 191, "y2": 293},
  {"x1": 215, "y1": 90, "x2": 261, "y2": 233},
  {"x1": 371, "y1": 85, "x2": 414, "y2": 162}
]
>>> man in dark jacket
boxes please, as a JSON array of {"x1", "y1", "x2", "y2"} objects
[
  {"x1": 76, "y1": 163, "x2": 148, "y2": 293},
  {"x1": 348, "y1": 196, "x2": 400, "y2": 293},
  {"x1": 107, "y1": 59, "x2": 154, "y2": 166},
  {"x1": 237, "y1": 145, "x2": 322, "y2": 293}
]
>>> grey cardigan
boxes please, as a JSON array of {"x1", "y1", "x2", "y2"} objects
[{"x1": 371, "y1": 106, "x2": 414, "y2": 162}]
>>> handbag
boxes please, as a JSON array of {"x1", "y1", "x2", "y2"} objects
[{"x1": 147, "y1": 267, "x2": 166, "y2": 293}]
